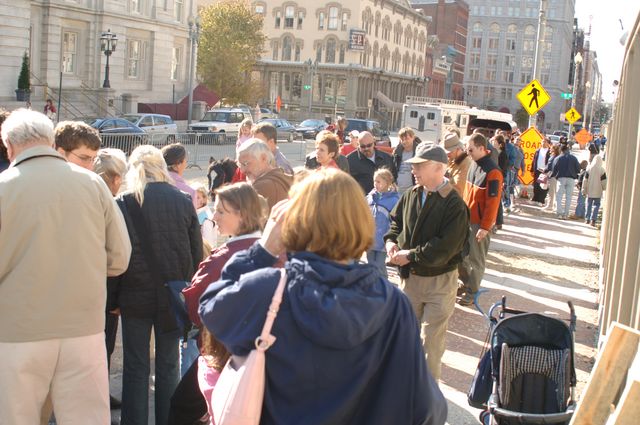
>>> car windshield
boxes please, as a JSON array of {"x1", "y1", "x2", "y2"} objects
[
  {"x1": 201, "y1": 112, "x2": 231, "y2": 122},
  {"x1": 79, "y1": 117, "x2": 101, "y2": 127},
  {"x1": 299, "y1": 119, "x2": 323, "y2": 127},
  {"x1": 120, "y1": 115, "x2": 140, "y2": 124},
  {"x1": 346, "y1": 120, "x2": 370, "y2": 132}
]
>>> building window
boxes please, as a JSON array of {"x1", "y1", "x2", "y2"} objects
[
  {"x1": 319, "y1": 12, "x2": 325, "y2": 30},
  {"x1": 470, "y1": 53, "x2": 480, "y2": 65},
  {"x1": 484, "y1": 87, "x2": 495, "y2": 99},
  {"x1": 170, "y1": 47, "x2": 181, "y2": 80},
  {"x1": 523, "y1": 40, "x2": 535, "y2": 52},
  {"x1": 506, "y1": 39, "x2": 516, "y2": 50},
  {"x1": 316, "y1": 46, "x2": 322, "y2": 62},
  {"x1": 487, "y1": 54, "x2": 498, "y2": 67},
  {"x1": 272, "y1": 41, "x2": 279, "y2": 60},
  {"x1": 342, "y1": 12, "x2": 348, "y2": 31},
  {"x1": 339, "y1": 44, "x2": 345, "y2": 63},
  {"x1": 131, "y1": 0, "x2": 142, "y2": 13},
  {"x1": 503, "y1": 71, "x2": 514, "y2": 82},
  {"x1": 472, "y1": 37, "x2": 481, "y2": 49},
  {"x1": 127, "y1": 40, "x2": 144, "y2": 78},
  {"x1": 174, "y1": 0, "x2": 183, "y2": 21},
  {"x1": 500, "y1": 88, "x2": 513, "y2": 99},
  {"x1": 469, "y1": 69, "x2": 479, "y2": 80},
  {"x1": 62, "y1": 31, "x2": 77, "y2": 74},
  {"x1": 275, "y1": 11, "x2": 281, "y2": 28},
  {"x1": 297, "y1": 11, "x2": 304, "y2": 29},
  {"x1": 521, "y1": 56, "x2": 533, "y2": 68},
  {"x1": 504, "y1": 55, "x2": 515, "y2": 68},
  {"x1": 488, "y1": 38, "x2": 499, "y2": 49},
  {"x1": 520, "y1": 72, "x2": 532, "y2": 84},
  {"x1": 485, "y1": 70, "x2": 496, "y2": 81},
  {"x1": 326, "y1": 39, "x2": 336, "y2": 63},
  {"x1": 295, "y1": 43, "x2": 301, "y2": 61},
  {"x1": 328, "y1": 7, "x2": 338, "y2": 30},
  {"x1": 282, "y1": 36, "x2": 292, "y2": 61},
  {"x1": 525, "y1": 25, "x2": 535, "y2": 36},
  {"x1": 285, "y1": 6, "x2": 294, "y2": 28},
  {"x1": 255, "y1": 5, "x2": 265, "y2": 14}
]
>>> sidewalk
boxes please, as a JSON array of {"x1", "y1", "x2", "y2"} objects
[{"x1": 438, "y1": 198, "x2": 600, "y2": 424}]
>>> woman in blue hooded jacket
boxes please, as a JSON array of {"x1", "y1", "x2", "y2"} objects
[{"x1": 199, "y1": 168, "x2": 446, "y2": 425}]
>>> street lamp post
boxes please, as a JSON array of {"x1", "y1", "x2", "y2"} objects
[
  {"x1": 187, "y1": 16, "x2": 201, "y2": 126},
  {"x1": 100, "y1": 29, "x2": 118, "y2": 89},
  {"x1": 582, "y1": 80, "x2": 591, "y2": 131},
  {"x1": 305, "y1": 59, "x2": 318, "y2": 114},
  {"x1": 569, "y1": 52, "x2": 582, "y2": 141}
]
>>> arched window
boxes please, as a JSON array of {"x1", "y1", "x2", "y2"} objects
[
  {"x1": 490, "y1": 23, "x2": 500, "y2": 33},
  {"x1": 285, "y1": 6, "x2": 295, "y2": 28},
  {"x1": 525, "y1": 25, "x2": 535, "y2": 36},
  {"x1": 328, "y1": 7, "x2": 339, "y2": 30},
  {"x1": 282, "y1": 36, "x2": 292, "y2": 61},
  {"x1": 473, "y1": 22, "x2": 482, "y2": 32},
  {"x1": 326, "y1": 38, "x2": 336, "y2": 63},
  {"x1": 545, "y1": 26, "x2": 554, "y2": 39},
  {"x1": 507, "y1": 24, "x2": 517, "y2": 33}
]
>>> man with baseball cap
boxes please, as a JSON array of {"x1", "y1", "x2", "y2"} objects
[
  {"x1": 384, "y1": 141, "x2": 470, "y2": 382},
  {"x1": 443, "y1": 132, "x2": 473, "y2": 196}
]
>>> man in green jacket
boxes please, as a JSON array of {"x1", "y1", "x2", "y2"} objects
[{"x1": 385, "y1": 141, "x2": 469, "y2": 382}]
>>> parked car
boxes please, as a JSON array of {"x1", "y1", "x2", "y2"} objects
[
  {"x1": 295, "y1": 119, "x2": 328, "y2": 140},
  {"x1": 257, "y1": 118, "x2": 296, "y2": 142},
  {"x1": 258, "y1": 108, "x2": 278, "y2": 120},
  {"x1": 345, "y1": 119, "x2": 392, "y2": 153},
  {"x1": 188, "y1": 108, "x2": 252, "y2": 133},
  {"x1": 120, "y1": 113, "x2": 178, "y2": 144},
  {"x1": 553, "y1": 130, "x2": 569, "y2": 139},
  {"x1": 80, "y1": 117, "x2": 146, "y2": 153}
]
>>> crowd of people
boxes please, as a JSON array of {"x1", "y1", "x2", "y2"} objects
[{"x1": 0, "y1": 107, "x2": 606, "y2": 425}]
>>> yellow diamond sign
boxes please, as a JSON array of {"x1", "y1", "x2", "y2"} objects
[
  {"x1": 518, "y1": 126, "x2": 544, "y2": 185},
  {"x1": 564, "y1": 107, "x2": 581, "y2": 125},
  {"x1": 517, "y1": 79, "x2": 551, "y2": 115}
]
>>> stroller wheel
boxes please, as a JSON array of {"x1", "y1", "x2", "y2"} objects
[{"x1": 479, "y1": 410, "x2": 490, "y2": 425}]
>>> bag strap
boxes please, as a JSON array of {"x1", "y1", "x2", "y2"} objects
[{"x1": 254, "y1": 268, "x2": 287, "y2": 352}]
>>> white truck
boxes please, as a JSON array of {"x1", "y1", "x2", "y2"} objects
[{"x1": 401, "y1": 96, "x2": 517, "y2": 142}]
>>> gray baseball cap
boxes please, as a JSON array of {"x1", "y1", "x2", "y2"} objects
[{"x1": 406, "y1": 141, "x2": 448, "y2": 164}]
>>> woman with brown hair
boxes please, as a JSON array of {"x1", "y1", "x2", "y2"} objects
[{"x1": 199, "y1": 168, "x2": 446, "y2": 425}]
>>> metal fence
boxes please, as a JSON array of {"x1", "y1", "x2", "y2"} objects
[
  {"x1": 100, "y1": 132, "x2": 313, "y2": 169},
  {"x1": 598, "y1": 15, "x2": 640, "y2": 339}
]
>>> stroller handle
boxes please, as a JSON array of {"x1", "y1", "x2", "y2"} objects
[{"x1": 491, "y1": 404, "x2": 576, "y2": 424}]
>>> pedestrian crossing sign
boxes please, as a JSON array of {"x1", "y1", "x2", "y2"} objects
[
  {"x1": 517, "y1": 79, "x2": 551, "y2": 116},
  {"x1": 564, "y1": 107, "x2": 581, "y2": 125}
]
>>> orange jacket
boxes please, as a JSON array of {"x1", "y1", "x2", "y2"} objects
[{"x1": 464, "y1": 155, "x2": 503, "y2": 230}]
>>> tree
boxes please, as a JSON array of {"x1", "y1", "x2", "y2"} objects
[
  {"x1": 17, "y1": 52, "x2": 30, "y2": 91},
  {"x1": 514, "y1": 107, "x2": 529, "y2": 130},
  {"x1": 197, "y1": 1, "x2": 267, "y2": 105}
]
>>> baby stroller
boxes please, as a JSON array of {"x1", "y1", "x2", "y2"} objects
[{"x1": 468, "y1": 296, "x2": 577, "y2": 424}]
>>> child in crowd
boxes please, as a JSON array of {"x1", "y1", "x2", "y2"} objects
[
  {"x1": 366, "y1": 168, "x2": 400, "y2": 279},
  {"x1": 195, "y1": 185, "x2": 218, "y2": 247},
  {"x1": 197, "y1": 327, "x2": 231, "y2": 422}
]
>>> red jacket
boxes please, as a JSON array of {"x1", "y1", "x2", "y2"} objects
[
  {"x1": 464, "y1": 155, "x2": 503, "y2": 231},
  {"x1": 183, "y1": 236, "x2": 259, "y2": 327}
]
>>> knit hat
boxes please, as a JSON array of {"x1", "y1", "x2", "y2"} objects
[{"x1": 442, "y1": 132, "x2": 464, "y2": 153}]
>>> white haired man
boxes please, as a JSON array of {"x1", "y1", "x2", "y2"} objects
[
  {"x1": 0, "y1": 109, "x2": 131, "y2": 423},
  {"x1": 237, "y1": 138, "x2": 293, "y2": 209},
  {"x1": 384, "y1": 142, "x2": 469, "y2": 382}
]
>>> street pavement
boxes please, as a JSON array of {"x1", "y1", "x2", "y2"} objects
[{"x1": 104, "y1": 147, "x2": 600, "y2": 425}]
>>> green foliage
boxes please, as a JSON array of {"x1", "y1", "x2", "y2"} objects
[
  {"x1": 514, "y1": 107, "x2": 529, "y2": 130},
  {"x1": 197, "y1": 0, "x2": 267, "y2": 104},
  {"x1": 17, "y1": 52, "x2": 30, "y2": 90}
]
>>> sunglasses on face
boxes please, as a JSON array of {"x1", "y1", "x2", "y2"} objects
[{"x1": 359, "y1": 144, "x2": 374, "y2": 149}]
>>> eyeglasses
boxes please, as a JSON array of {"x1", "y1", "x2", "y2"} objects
[
  {"x1": 359, "y1": 143, "x2": 374, "y2": 149},
  {"x1": 67, "y1": 151, "x2": 97, "y2": 164},
  {"x1": 237, "y1": 159, "x2": 251, "y2": 167}
]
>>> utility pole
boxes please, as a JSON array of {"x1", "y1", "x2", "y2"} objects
[{"x1": 528, "y1": 0, "x2": 547, "y2": 128}]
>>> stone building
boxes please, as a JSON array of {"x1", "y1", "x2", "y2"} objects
[
  {"x1": 463, "y1": 0, "x2": 576, "y2": 132},
  {"x1": 411, "y1": 0, "x2": 468, "y2": 101},
  {"x1": 0, "y1": 0, "x2": 195, "y2": 117},
  {"x1": 247, "y1": 0, "x2": 431, "y2": 125}
]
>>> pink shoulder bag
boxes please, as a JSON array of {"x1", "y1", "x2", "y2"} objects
[{"x1": 210, "y1": 269, "x2": 287, "y2": 425}]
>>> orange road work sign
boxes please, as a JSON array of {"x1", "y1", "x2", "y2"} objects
[
  {"x1": 575, "y1": 128, "x2": 592, "y2": 149},
  {"x1": 518, "y1": 126, "x2": 544, "y2": 185}
]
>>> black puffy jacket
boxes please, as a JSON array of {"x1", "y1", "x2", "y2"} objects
[{"x1": 115, "y1": 182, "x2": 202, "y2": 331}]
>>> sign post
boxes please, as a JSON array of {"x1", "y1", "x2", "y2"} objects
[{"x1": 518, "y1": 126, "x2": 544, "y2": 186}]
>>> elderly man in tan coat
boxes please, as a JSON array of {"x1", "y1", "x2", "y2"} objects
[
  {"x1": 443, "y1": 132, "x2": 473, "y2": 196},
  {"x1": 0, "y1": 109, "x2": 131, "y2": 424}
]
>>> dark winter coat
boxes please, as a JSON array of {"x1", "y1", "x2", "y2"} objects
[
  {"x1": 115, "y1": 182, "x2": 202, "y2": 330},
  {"x1": 347, "y1": 149, "x2": 396, "y2": 193}
]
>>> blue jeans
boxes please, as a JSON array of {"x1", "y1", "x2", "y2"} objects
[
  {"x1": 575, "y1": 192, "x2": 586, "y2": 218},
  {"x1": 503, "y1": 169, "x2": 515, "y2": 208},
  {"x1": 586, "y1": 197, "x2": 601, "y2": 223},
  {"x1": 555, "y1": 177, "x2": 575, "y2": 217},
  {"x1": 180, "y1": 338, "x2": 200, "y2": 378},
  {"x1": 121, "y1": 315, "x2": 180, "y2": 425},
  {"x1": 366, "y1": 250, "x2": 388, "y2": 279}
]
